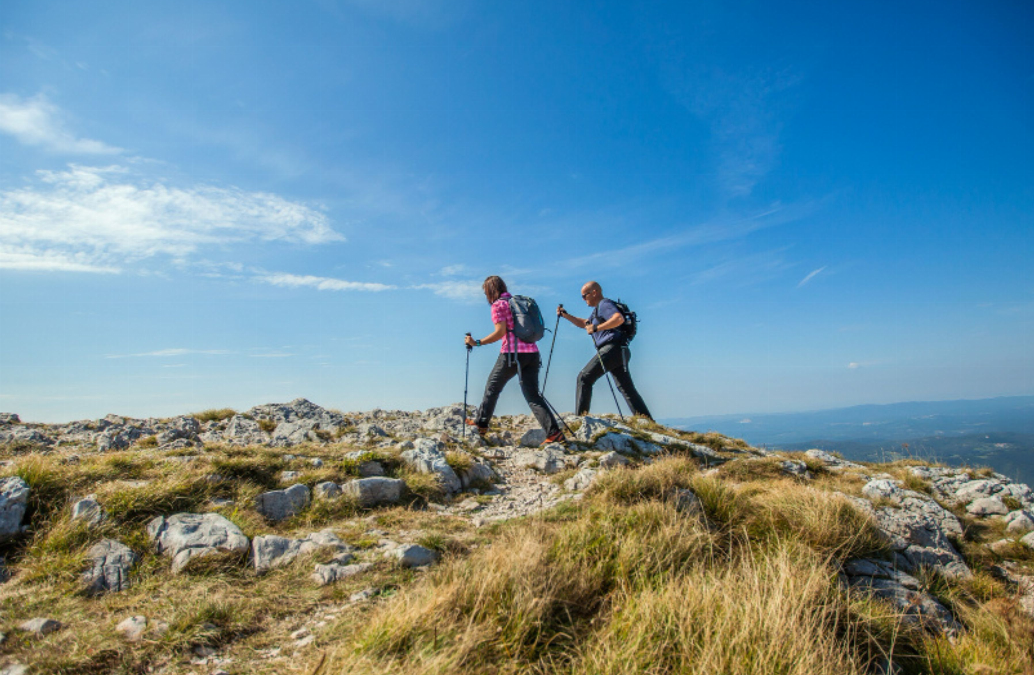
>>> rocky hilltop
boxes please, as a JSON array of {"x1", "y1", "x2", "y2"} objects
[{"x1": 1, "y1": 399, "x2": 1033, "y2": 674}]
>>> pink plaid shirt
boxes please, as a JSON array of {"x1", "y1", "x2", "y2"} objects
[{"x1": 491, "y1": 293, "x2": 539, "y2": 354}]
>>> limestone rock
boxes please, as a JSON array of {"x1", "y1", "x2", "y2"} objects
[
  {"x1": 313, "y1": 561, "x2": 373, "y2": 586},
  {"x1": 254, "y1": 484, "x2": 311, "y2": 521},
  {"x1": 0, "y1": 476, "x2": 29, "y2": 542},
  {"x1": 71, "y1": 496, "x2": 106, "y2": 525},
  {"x1": 83, "y1": 539, "x2": 138, "y2": 594},
  {"x1": 519, "y1": 429, "x2": 547, "y2": 447},
  {"x1": 223, "y1": 415, "x2": 266, "y2": 445},
  {"x1": 147, "y1": 513, "x2": 249, "y2": 573},
  {"x1": 252, "y1": 530, "x2": 351, "y2": 573},
  {"x1": 342, "y1": 477, "x2": 405, "y2": 507},
  {"x1": 843, "y1": 559, "x2": 960, "y2": 633},
  {"x1": 861, "y1": 479, "x2": 969, "y2": 579},
  {"x1": 400, "y1": 439, "x2": 462, "y2": 493},
  {"x1": 955, "y1": 479, "x2": 1001, "y2": 504},
  {"x1": 673, "y1": 488, "x2": 703, "y2": 515},
  {"x1": 358, "y1": 460, "x2": 385, "y2": 477},
  {"x1": 780, "y1": 459, "x2": 812, "y2": 478},
  {"x1": 388, "y1": 543, "x2": 437, "y2": 567},
  {"x1": 514, "y1": 447, "x2": 570, "y2": 474},
  {"x1": 564, "y1": 467, "x2": 597, "y2": 491},
  {"x1": 574, "y1": 416, "x2": 617, "y2": 443},
  {"x1": 314, "y1": 481, "x2": 342, "y2": 500},
  {"x1": 598, "y1": 451, "x2": 629, "y2": 469},
  {"x1": 967, "y1": 497, "x2": 1009, "y2": 517},
  {"x1": 116, "y1": 616, "x2": 147, "y2": 642},
  {"x1": 19, "y1": 618, "x2": 62, "y2": 637},
  {"x1": 594, "y1": 432, "x2": 637, "y2": 454},
  {"x1": 1005, "y1": 510, "x2": 1034, "y2": 535},
  {"x1": 460, "y1": 460, "x2": 496, "y2": 489},
  {"x1": 272, "y1": 419, "x2": 319, "y2": 446},
  {"x1": 805, "y1": 449, "x2": 863, "y2": 469}
]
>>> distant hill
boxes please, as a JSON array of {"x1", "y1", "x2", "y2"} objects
[{"x1": 665, "y1": 395, "x2": 1034, "y2": 484}]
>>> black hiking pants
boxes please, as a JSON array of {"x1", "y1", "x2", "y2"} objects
[
  {"x1": 575, "y1": 343, "x2": 653, "y2": 419},
  {"x1": 475, "y1": 352, "x2": 560, "y2": 436}
]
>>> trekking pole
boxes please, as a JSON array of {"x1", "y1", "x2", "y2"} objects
[
  {"x1": 590, "y1": 335, "x2": 626, "y2": 422},
  {"x1": 462, "y1": 333, "x2": 472, "y2": 439},
  {"x1": 541, "y1": 305, "x2": 562, "y2": 393}
]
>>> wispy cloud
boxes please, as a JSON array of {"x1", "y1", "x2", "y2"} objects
[
  {"x1": 249, "y1": 352, "x2": 295, "y2": 358},
  {"x1": 0, "y1": 164, "x2": 341, "y2": 273},
  {"x1": 437, "y1": 264, "x2": 468, "y2": 277},
  {"x1": 797, "y1": 266, "x2": 827, "y2": 288},
  {"x1": 413, "y1": 280, "x2": 484, "y2": 302},
  {"x1": 0, "y1": 93, "x2": 122, "y2": 154},
  {"x1": 692, "y1": 248, "x2": 794, "y2": 286},
  {"x1": 106, "y1": 348, "x2": 232, "y2": 359},
  {"x1": 659, "y1": 60, "x2": 800, "y2": 198},
  {"x1": 562, "y1": 203, "x2": 808, "y2": 270},
  {"x1": 258, "y1": 272, "x2": 395, "y2": 292}
]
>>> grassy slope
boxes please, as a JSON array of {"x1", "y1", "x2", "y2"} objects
[{"x1": 1, "y1": 425, "x2": 1033, "y2": 674}]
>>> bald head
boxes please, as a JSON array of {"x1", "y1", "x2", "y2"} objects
[{"x1": 580, "y1": 281, "x2": 603, "y2": 307}]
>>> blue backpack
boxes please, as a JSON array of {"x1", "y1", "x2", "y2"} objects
[{"x1": 507, "y1": 295, "x2": 546, "y2": 344}]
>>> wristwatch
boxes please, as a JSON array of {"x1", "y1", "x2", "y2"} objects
[{"x1": 475, "y1": 339, "x2": 482, "y2": 346}]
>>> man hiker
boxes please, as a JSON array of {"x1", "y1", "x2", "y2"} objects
[{"x1": 557, "y1": 281, "x2": 653, "y2": 420}]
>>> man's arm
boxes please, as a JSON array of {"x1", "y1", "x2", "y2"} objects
[{"x1": 557, "y1": 305, "x2": 589, "y2": 328}]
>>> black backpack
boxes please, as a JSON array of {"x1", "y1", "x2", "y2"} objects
[{"x1": 595, "y1": 298, "x2": 638, "y2": 342}]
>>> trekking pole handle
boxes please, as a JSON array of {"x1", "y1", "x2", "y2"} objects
[{"x1": 465, "y1": 332, "x2": 473, "y2": 351}]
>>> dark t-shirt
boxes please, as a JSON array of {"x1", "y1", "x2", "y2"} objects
[{"x1": 590, "y1": 298, "x2": 625, "y2": 348}]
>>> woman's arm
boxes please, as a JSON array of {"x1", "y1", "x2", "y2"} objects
[{"x1": 465, "y1": 321, "x2": 507, "y2": 347}]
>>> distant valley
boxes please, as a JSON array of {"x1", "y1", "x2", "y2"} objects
[{"x1": 665, "y1": 395, "x2": 1034, "y2": 485}]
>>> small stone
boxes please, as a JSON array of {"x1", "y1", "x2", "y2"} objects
[
  {"x1": 19, "y1": 617, "x2": 62, "y2": 636},
  {"x1": 313, "y1": 561, "x2": 373, "y2": 586},
  {"x1": 673, "y1": 488, "x2": 703, "y2": 515},
  {"x1": 358, "y1": 460, "x2": 384, "y2": 477},
  {"x1": 116, "y1": 615, "x2": 147, "y2": 642},
  {"x1": 780, "y1": 459, "x2": 811, "y2": 478},
  {"x1": 1005, "y1": 510, "x2": 1034, "y2": 534},
  {"x1": 519, "y1": 429, "x2": 547, "y2": 447},
  {"x1": 967, "y1": 497, "x2": 1009, "y2": 517},
  {"x1": 350, "y1": 588, "x2": 376, "y2": 603},
  {"x1": 598, "y1": 451, "x2": 629, "y2": 469},
  {"x1": 254, "y1": 484, "x2": 311, "y2": 521},
  {"x1": 389, "y1": 544, "x2": 437, "y2": 568},
  {"x1": 310, "y1": 458, "x2": 324, "y2": 468},
  {"x1": 342, "y1": 477, "x2": 404, "y2": 507},
  {"x1": 314, "y1": 481, "x2": 342, "y2": 500},
  {"x1": 71, "y1": 496, "x2": 106, "y2": 525},
  {"x1": 0, "y1": 664, "x2": 28, "y2": 675}
]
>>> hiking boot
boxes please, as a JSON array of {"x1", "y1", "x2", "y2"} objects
[
  {"x1": 465, "y1": 419, "x2": 487, "y2": 436},
  {"x1": 540, "y1": 430, "x2": 565, "y2": 446}
]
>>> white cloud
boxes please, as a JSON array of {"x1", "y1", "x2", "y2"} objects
[
  {"x1": 414, "y1": 280, "x2": 484, "y2": 302},
  {"x1": 106, "y1": 348, "x2": 232, "y2": 359},
  {"x1": 0, "y1": 164, "x2": 342, "y2": 272},
  {"x1": 797, "y1": 266, "x2": 827, "y2": 288},
  {"x1": 259, "y1": 272, "x2": 395, "y2": 292},
  {"x1": 438, "y1": 264, "x2": 468, "y2": 277},
  {"x1": 0, "y1": 93, "x2": 122, "y2": 154},
  {"x1": 848, "y1": 362, "x2": 860, "y2": 369}
]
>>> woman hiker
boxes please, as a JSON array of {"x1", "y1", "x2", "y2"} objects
[{"x1": 463, "y1": 275, "x2": 564, "y2": 444}]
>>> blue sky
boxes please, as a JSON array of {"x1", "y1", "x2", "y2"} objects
[{"x1": 1, "y1": 0, "x2": 1032, "y2": 423}]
